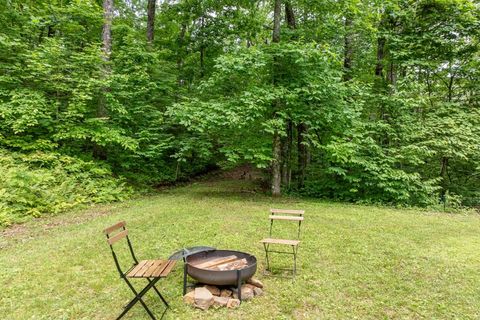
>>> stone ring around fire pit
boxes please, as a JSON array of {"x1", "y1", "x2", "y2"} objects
[{"x1": 183, "y1": 249, "x2": 257, "y2": 302}]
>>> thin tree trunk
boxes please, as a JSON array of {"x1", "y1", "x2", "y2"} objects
[
  {"x1": 99, "y1": 0, "x2": 113, "y2": 116},
  {"x1": 447, "y1": 72, "x2": 455, "y2": 102},
  {"x1": 146, "y1": 0, "x2": 156, "y2": 44},
  {"x1": 373, "y1": 17, "x2": 387, "y2": 124},
  {"x1": 281, "y1": 139, "x2": 288, "y2": 186},
  {"x1": 297, "y1": 123, "x2": 307, "y2": 188},
  {"x1": 272, "y1": 0, "x2": 281, "y2": 42},
  {"x1": 387, "y1": 61, "x2": 396, "y2": 86},
  {"x1": 287, "y1": 122, "x2": 293, "y2": 186},
  {"x1": 440, "y1": 156, "x2": 449, "y2": 198},
  {"x1": 200, "y1": 47, "x2": 205, "y2": 78},
  {"x1": 272, "y1": 131, "x2": 282, "y2": 196},
  {"x1": 177, "y1": 23, "x2": 186, "y2": 86},
  {"x1": 343, "y1": 13, "x2": 353, "y2": 81},
  {"x1": 375, "y1": 36, "x2": 385, "y2": 78},
  {"x1": 101, "y1": 0, "x2": 113, "y2": 64},
  {"x1": 200, "y1": 15, "x2": 205, "y2": 78},
  {"x1": 280, "y1": 1, "x2": 296, "y2": 188},
  {"x1": 285, "y1": 2, "x2": 296, "y2": 29},
  {"x1": 94, "y1": 0, "x2": 113, "y2": 160},
  {"x1": 271, "y1": 0, "x2": 282, "y2": 196},
  {"x1": 285, "y1": 2, "x2": 308, "y2": 188},
  {"x1": 375, "y1": 14, "x2": 387, "y2": 79},
  {"x1": 282, "y1": 121, "x2": 293, "y2": 186}
]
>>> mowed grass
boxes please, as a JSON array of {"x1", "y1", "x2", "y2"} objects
[{"x1": 1, "y1": 179, "x2": 480, "y2": 319}]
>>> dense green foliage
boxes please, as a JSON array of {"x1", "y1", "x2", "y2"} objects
[
  {"x1": 1, "y1": 0, "x2": 479, "y2": 224},
  {"x1": 0, "y1": 149, "x2": 130, "y2": 226}
]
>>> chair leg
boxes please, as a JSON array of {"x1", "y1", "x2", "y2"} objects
[
  {"x1": 183, "y1": 263, "x2": 188, "y2": 296},
  {"x1": 292, "y1": 245, "x2": 295, "y2": 278},
  {"x1": 236, "y1": 269, "x2": 242, "y2": 302},
  {"x1": 263, "y1": 243, "x2": 270, "y2": 271},
  {"x1": 117, "y1": 277, "x2": 161, "y2": 320},
  {"x1": 292, "y1": 245, "x2": 298, "y2": 278}
]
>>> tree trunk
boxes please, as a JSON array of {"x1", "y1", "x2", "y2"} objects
[
  {"x1": 440, "y1": 156, "x2": 449, "y2": 200},
  {"x1": 101, "y1": 0, "x2": 113, "y2": 64},
  {"x1": 272, "y1": 0, "x2": 281, "y2": 43},
  {"x1": 281, "y1": 120, "x2": 293, "y2": 187},
  {"x1": 297, "y1": 123, "x2": 307, "y2": 188},
  {"x1": 146, "y1": 0, "x2": 156, "y2": 44},
  {"x1": 387, "y1": 61, "x2": 396, "y2": 86},
  {"x1": 343, "y1": 13, "x2": 353, "y2": 81},
  {"x1": 285, "y1": 2, "x2": 296, "y2": 29},
  {"x1": 272, "y1": 130, "x2": 282, "y2": 196},
  {"x1": 94, "y1": 0, "x2": 113, "y2": 160},
  {"x1": 373, "y1": 16, "x2": 387, "y2": 124},
  {"x1": 200, "y1": 46, "x2": 205, "y2": 78},
  {"x1": 447, "y1": 68, "x2": 455, "y2": 102},
  {"x1": 285, "y1": 1, "x2": 308, "y2": 189},
  {"x1": 99, "y1": 0, "x2": 113, "y2": 111},
  {"x1": 177, "y1": 23, "x2": 186, "y2": 87},
  {"x1": 271, "y1": 0, "x2": 282, "y2": 196},
  {"x1": 199, "y1": 16, "x2": 206, "y2": 78},
  {"x1": 375, "y1": 36, "x2": 385, "y2": 79},
  {"x1": 280, "y1": 1, "x2": 296, "y2": 188}
]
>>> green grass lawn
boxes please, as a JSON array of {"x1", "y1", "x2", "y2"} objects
[{"x1": 1, "y1": 179, "x2": 480, "y2": 319}]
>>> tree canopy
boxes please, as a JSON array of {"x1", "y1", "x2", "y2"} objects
[{"x1": 1, "y1": 0, "x2": 479, "y2": 224}]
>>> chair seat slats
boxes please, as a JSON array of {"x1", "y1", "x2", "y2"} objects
[
  {"x1": 135, "y1": 260, "x2": 156, "y2": 277},
  {"x1": 151, "y1": 260, "x2": 170, "y2": 277},
  {"x1": 260, "y1": 238, "x2": 300, "y2": 246},
  {"x1": 159, "y1": 260, "x2": 176, "y2": 277},
  {"x1": 145, "y1": 260, "x2": 166, "y2": 277},
  {"x1": 128, "y1": 260, "x2": 148, "y2": 276},
  {"x1": 127, "y1": 260, "x2": 175, "y2": 278},
  {"x1": 269, "y1": 215, "x2": 304, "y2": 221}
]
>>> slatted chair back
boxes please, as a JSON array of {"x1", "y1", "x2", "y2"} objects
[
  {"x1": 269, "y1": 208, "x2": 304, "y2": 239},
  {"x1": 104, "y1": 221, "x2": 139, "y2": 276}
]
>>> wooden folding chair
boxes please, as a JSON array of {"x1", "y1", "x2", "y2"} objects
[
  {"x1": 104, "y1": 221, "x2": 176, "y2": 320},
  {"x1": 260, "y1": 209, "x2": 304, "y2": 277}
]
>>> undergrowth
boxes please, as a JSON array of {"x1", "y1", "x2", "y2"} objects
[{"x1": 0, "y1": 149, "x2": 131, "y2": 227}]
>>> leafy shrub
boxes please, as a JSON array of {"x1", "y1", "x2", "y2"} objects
[{"x1": 0, "y1": 149, "x2": 131, "y2": 227}]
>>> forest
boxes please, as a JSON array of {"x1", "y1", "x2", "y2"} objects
[{"x1": 1, "y1": 0, "x2": 479, "y2": 226}]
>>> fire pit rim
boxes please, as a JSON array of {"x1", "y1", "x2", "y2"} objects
[{"x1": 186, "y1": 249, "x2": 257, "y2": 272}]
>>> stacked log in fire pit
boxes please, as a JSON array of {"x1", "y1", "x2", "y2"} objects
[{"x1": 194, "y1": 254, "x2": 248, "y2": 271}]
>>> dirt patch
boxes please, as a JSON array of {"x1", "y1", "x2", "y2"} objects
[
  {"x1": 1, "y1": 223, "x2": 28, "y2": 239},
  {"x1": 217, "y1": 164, "x2": 263, "y2": 180}
]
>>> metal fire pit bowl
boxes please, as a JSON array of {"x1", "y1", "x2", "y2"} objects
[
  {"x1": 186, "y1": 249, "x2": 257, "y2": 285},
  {"x1": 183, "y1": 249, "x2": 257, "y2": 301}
]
